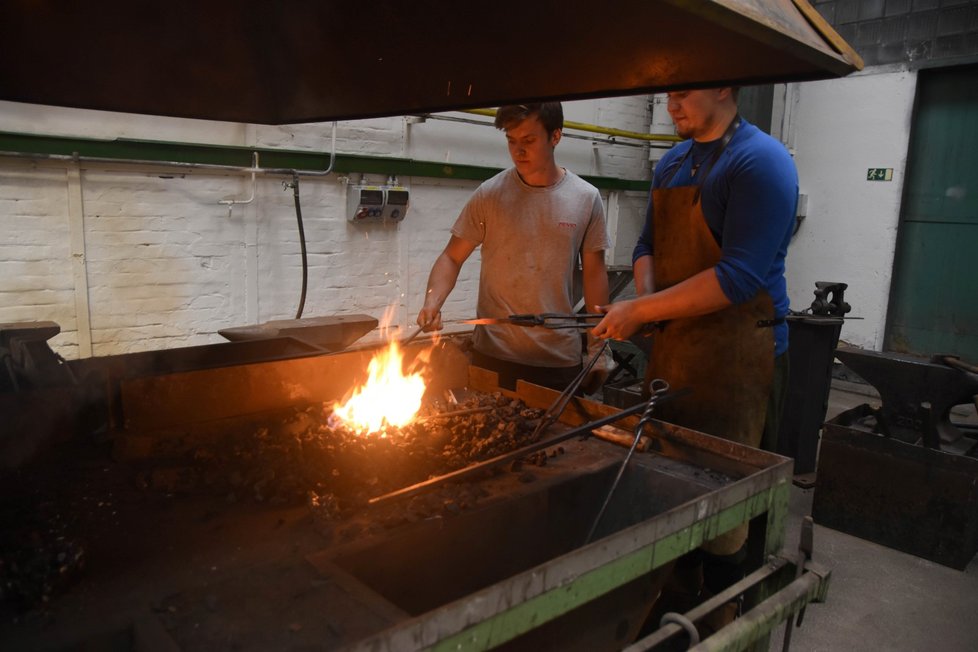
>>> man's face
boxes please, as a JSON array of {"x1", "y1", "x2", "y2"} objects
[
  {"x1": 504, "y1": 115, "x2": 559, "y2": 180},
  {"x1": 666, "y1": 89, "x2": 727, "y2": 140}
]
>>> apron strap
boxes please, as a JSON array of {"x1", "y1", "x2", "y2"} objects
[
  {"x1": 661, "y1": 115, "x2": 742, "y2": 200},
  {"x1": 692, "y1": 115, "x2": 741, "y2": 203}
]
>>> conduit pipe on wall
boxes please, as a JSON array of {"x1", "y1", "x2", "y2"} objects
[
  {"x1": 461, "y1": 108, "x2": 681, "y2": 144},
  {"x1": 303, "y1": 121, "x2": 338, "y2": 177},
  {"x1": 218, "y1": 151, "x2": 259, "y2": 217},
  {"x1": 0, "y1": 131, "x2": 649, "y2": 192},
  {"x1": 418, "y1": 113, "x2": 652, "y2": 150},
  {"x1": 0, "y1": 122, "x2": 340, "y2": 186}
]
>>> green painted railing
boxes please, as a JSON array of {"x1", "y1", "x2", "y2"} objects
[{"x1": 0, "y1": 131, "x2": 652, "y2": 193}]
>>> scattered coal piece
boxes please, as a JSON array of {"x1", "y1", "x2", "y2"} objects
[
  {"x1": 150, "y1": 392, "x2": 547, "y2": 522},
  {"x1": 0, "y1": 492, "x2": 87, "y2": 612}
]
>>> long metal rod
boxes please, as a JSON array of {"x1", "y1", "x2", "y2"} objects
[
  {"x1": 415, "y1": 406, "x2": 493, "y2": 423},
  {"x1": 399, "y1": 324, "x2": 425, "y2": 346},
  {"x1": 367, "y1": 390, "x2": 689, "y2": 506},
  {"x1": 530, "y1": 339, "x2": 609, "y2": 440},
  {"x1": 585, "y1": 379, "x2": 669, "y2": 544}
]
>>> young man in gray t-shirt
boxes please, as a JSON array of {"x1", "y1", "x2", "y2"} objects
[{"x1": 417, "y1": 102, "x2": 611, "y2": 390}]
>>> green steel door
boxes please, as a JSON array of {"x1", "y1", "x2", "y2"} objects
[{"x1": 885, "y1": 65, "x2": 978, "y2": 360}]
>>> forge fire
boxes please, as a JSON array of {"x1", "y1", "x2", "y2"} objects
[{"x1": 329, "y1": 340, "x2": 427, "y2": 436}]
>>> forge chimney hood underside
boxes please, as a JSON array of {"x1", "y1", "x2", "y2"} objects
[{"x1": 0, "y1": 0, "x2": 862, "y2": 125}]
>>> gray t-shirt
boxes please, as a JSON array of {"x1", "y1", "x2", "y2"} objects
[{"x1": 452, "y1": 168, "x2": 610, "y2": 367}]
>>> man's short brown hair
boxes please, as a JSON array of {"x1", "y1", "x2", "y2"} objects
[{"x1": 494, "y1": 102, "x2": 564, "y2": 134}]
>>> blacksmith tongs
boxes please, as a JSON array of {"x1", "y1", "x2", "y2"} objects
[
  {"x1": 463, "y1": 313, "x2": 604, "y2": 329},
  {"x1": 464, "y1": 313, "x2": 665, "y2": 335}
]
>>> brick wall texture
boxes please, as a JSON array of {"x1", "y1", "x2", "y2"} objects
[
  {"x1": 813, "y1": 0, "x2": 978, "y2": 66},
  {"x1": 0, "y1": 97, "x2": 654, "y2": 357}
]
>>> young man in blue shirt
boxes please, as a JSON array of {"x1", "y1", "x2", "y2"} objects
[{"x1": 593, "y1": 86, "x2": 797, "y2": 450}]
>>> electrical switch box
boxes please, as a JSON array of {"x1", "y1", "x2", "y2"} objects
[
  {"x1": 347, "y1": 185, "x2": 386, "y2": 222},
  {"x1": 382, "y1": 187, "x2": 409, "y2": 221},
  {"x1": 347, "y1": 184, "x2": 410, "y2": 223}
]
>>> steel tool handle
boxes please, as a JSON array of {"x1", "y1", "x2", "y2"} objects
[{"x1": 585, "y1": 379, "x2": 671, "y2": 544}]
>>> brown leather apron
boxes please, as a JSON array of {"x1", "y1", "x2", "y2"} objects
[
  {"x1": 644, "y1": 134, "x2": 775, "y2": 554},
  {"x1": 646, "y1": 186, "x2": 775, "y2": 448}
]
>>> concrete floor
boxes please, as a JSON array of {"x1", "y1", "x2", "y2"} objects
[{"x1": 771, "y1": 383, "x2": 978, "y2": 652}]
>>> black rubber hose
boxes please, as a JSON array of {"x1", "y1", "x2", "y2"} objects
[{"x1": 291, "y1": 171, "x2": 308, "y2": 319}]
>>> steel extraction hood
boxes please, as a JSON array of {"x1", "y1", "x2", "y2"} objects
[{"x1": 0, "y1": 0, "x2": 861, "y2": 125}]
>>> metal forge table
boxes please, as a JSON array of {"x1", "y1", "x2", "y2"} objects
[{"x1": 1, "y1": 338, "x2": 823, "y2": 651}]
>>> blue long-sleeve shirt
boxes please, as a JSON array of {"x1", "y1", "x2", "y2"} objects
[{"x1": 633, "y1": 119, "x2": 798, "y2": 355}]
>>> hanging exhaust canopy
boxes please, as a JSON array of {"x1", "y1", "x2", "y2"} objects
[{"x1": 0, "y1": 0, "x2": 861, "y2": 125}]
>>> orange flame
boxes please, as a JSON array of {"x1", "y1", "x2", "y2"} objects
[{"x1": 330, "y1": 339, "x2": 427, "y2": 435}]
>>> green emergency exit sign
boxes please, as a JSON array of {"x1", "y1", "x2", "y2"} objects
[{"x1": 867, "y1": 168, "x2": 893, "y2": 181}]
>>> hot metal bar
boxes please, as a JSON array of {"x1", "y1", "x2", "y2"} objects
[
  {"x1": 415, "y1": 406, "x2": 493, "y2": 423},
  {"x1": 399, "y1": 325, "x2": 425, "y2": 346},
  {"x1": 367, "y1": 389, "x2": 690, "y2": 505}
]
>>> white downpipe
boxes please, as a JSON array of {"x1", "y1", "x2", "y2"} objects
[
  {"x1": 649, "y1": 93, "x2": 675, "y2": 166},
  {"x1": 218, "y1": 151, "x2": 259, "y2": 217},
  {"x1": 66, "y1": 163, "x2": 93, "y2": 358}
]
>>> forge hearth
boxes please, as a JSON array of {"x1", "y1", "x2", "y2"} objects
[{"x1": 1, "y1": 339, "x2": 793, "y2": 651}]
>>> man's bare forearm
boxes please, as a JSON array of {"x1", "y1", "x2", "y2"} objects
[
  {"x1": 633, "y1": 255, "x2": 655, "y2": 295},
  {"x1": 422, "y1": 253, "x2": 461, "y2": 313},
  {"x1": 581, "y1": 250, "x2": 610, "y2": 313}
]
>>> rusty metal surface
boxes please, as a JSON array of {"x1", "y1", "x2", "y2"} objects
[
  {"x1": 813, "y1": 404, "x2": 978, "y2": 570},
  {"x1": 0, "y1": 1, "x2": 861, "y2": 124},
  {"x1": 218, "y1": 314, "x2": 378, "y2": 351}
]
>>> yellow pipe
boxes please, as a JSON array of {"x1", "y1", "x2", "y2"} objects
[{"x1": 462, "y1": 108, "x2": 681, "y2": 144}]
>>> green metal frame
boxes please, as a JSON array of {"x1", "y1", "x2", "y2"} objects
[
  {"x1": 344, "y1": 459, "x2": 792, "y2": 651},
  {"x1": 0, "y1": 131, "x2": 651, "y2": 193},
  {"x1": 431, "y1": 485, "x2": 790, "y2": 650}
]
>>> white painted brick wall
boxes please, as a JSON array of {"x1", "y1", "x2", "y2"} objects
[
  {"x1": 81, "y1": 170, "x2": 248, "y2": 354},
  {"x1": 611, "y1": 190, "x2": 650, "y2": 268},
  {"x1": 0, "y1": 165, "x2": 78, "y2": 354},
  {"x1": 787, "y1": 71, "x2": 917, "y2": 351},
  {"x1": 0, "y1": 98, "x2": 653, "y2": 358}
]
